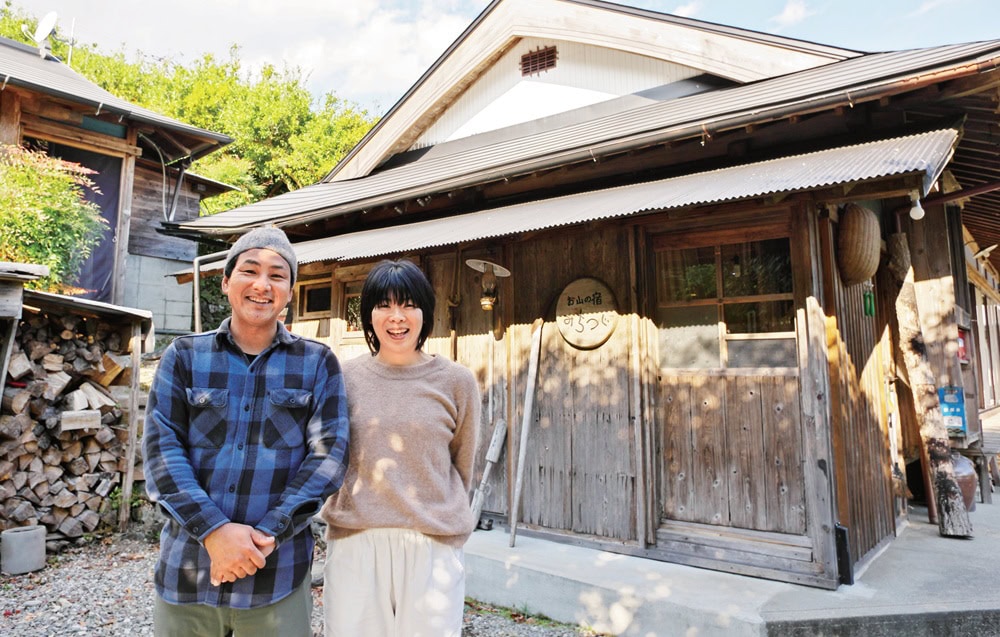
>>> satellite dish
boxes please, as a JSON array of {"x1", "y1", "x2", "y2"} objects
[{"x1": 32, "y1": 11, "x2": 58, "y2": 44}]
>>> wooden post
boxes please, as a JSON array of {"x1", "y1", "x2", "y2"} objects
[
  {"x1": 0, "y1": 90, "x2": 21, "y2": 146},
  {"x1": 509, "y1": 319, "x2": 543, "y2": 547},
  {"x1": 117, "y1": 321, "x2": 143, "y2": 532},
  {"x1": 888, "y1": 233, "x2": 972, "y2": 537}
]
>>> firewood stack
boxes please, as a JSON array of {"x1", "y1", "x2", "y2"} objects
[{"x1": 0, "y1": 308, "x2": 138, "y2": 552}]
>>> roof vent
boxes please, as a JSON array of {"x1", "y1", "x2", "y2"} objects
[{"x1": 520, "y1": 46, "x2": 557, "y2": 76}]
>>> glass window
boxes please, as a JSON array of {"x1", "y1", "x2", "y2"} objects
[
  {"x1": 721, "y1": 239, "x2": 792, "y2": 297},
  {"x1": 655, "y1": 236, "x2": 795, "y2": 369},
  {"x1": 298, "y1": 281, "x2": 332, "y2": 318},
  {"x1": 344, "y1": 282, "x2": 363, "y2": 332},
  {"x1": 656, "y1": 247, "x2": 717, "y2": 301},
  {"x1": 657, "y1": 305, "x2": 720, "y2": 367}
]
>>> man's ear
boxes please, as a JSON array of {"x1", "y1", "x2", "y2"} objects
[{"x1": 221, "y1": 276, "x2": 230, "y2": 294}]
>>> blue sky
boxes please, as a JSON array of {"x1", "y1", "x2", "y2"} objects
[{"x1": 16, "y1": 0, "x2": 1000, "y2": 114}]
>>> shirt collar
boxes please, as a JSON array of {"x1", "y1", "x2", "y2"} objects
[{"x1": 214, "y1": 317, "x2": 298, "y2": 351}]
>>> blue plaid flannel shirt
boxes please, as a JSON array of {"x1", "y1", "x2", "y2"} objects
[{"x1": 143, "y1": 318, "x2": 349, "y2": 609}]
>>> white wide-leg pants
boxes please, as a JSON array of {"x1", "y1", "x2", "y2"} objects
[{"x1": 323, "y1": 528, "x2": 465, "y2": 637}]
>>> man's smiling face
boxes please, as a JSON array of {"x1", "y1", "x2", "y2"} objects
[{"x1": 221, "y1": 248, "x2": 292, "y2": 333}]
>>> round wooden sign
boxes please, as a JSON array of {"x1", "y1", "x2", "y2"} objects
[{"x1": 555, "y1": 277, "x2": 618, "y2": 349}]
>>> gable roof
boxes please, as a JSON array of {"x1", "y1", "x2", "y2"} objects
[
  {"x1": 167, "y1": 39, "x2": 1000, "y2": 236},
  {"x1": 0, "y1": 36, "x2": 231, "y2": 162},
  {"x1": 326, "y1": 0, "x2": 861, "y2": 182}
]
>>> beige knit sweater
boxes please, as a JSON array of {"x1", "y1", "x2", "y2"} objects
[{"x1": 320, "y1": 353, "x2": 481, "y2": 548}]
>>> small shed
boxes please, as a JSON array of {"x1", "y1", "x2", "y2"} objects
[{"x1": 0, "y1": 32, "x2": 232, "y2": 333}]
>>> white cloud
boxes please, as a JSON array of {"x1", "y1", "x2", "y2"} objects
[
  {"x1": 908, "y1": 0, "x2": 957, "y2": 17},
  {"x1": 23, "y1": 0, "x2": 479, "y2": 111},
  {"x1": 769, "y1": 0, "x2": 815, "y2": 29},
  {"x1": 671, "y1": 2, "x2": 701, "y2": 18}
]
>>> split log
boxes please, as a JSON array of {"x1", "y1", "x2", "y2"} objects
[
  {"x1": 27, "y1": 341, "x2": 54, "y2": 361},
  {"x1": 41, "y1": 353, "x2": 64, "y2": 372},
  {"x1": 63, "y1": 389, "x2": 90, "y2": 412},
  {"x1": 0, "y1": 413, "x2": 32, "y2": 439},
  {"x1": 91, "y1": 353, "x2": 129, "y2": 387},
  {"x1": 6, "y1": 351, "x2": 32, "y2": 380},
  {"x1": 888, "y1": 233, "x2": 972, "y2": 538},
  {"x1": 78, "y1": 382, "x2": 117, "y2": 412},
  {"x1": 42, "y1": 371, "x2": 72, "y2": 401},
  {"x1": 60, "y1": 410, "x2": 101, "y2": 432},
  {"x1": 2, "y1": 387, "x2": 31, "y2": 415}
]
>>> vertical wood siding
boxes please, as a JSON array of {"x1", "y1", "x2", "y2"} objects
[
  {"x1": 507, "y1": 226, "x2": 638, "y2": 541},
  {"x1": 813, "y1": 205, "x2": 896, "y2": 572},
  {"x1": 129, "y1": 166, "x2": 202, "y2": 261},
  {"x1": 829, "y1": 270, "x2": 896, "y2": 566},
  {"x1": 660, "y1": 373, "x2": 805, "y2": 534}
]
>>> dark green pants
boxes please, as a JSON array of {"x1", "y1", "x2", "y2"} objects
[{"x1": 154, "y1": 580, "x2": 312, "y2": 637}]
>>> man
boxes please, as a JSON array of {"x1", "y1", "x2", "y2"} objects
[{"x1": 143, "y1": 226, "x2": 349, "y2": 636}]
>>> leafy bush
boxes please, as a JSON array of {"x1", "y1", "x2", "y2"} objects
[{"x1": 0, "y1": 145, "x2": 108, "y2": 291}]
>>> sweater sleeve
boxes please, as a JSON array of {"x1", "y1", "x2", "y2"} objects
[{"x1": 449, "y1": 366, "x2": 481, "y2": 495}]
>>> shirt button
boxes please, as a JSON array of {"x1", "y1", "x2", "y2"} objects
[
  {"x1": 229, "y1": 485, "x2": 236, "y2": 493},
  {"x1": 244, "y1": 404, "x2": 250, "y2": 412},
  {"x1": 238, "y1": 443, "x2": 244, "y2": 450}
]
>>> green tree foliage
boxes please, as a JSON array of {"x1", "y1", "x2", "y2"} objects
[
  {"x1": 1, "y1": 2, "x2": 378, "y2": 216},
  {"x1": 0, "y1": 145, "x2": 108, "y2": 291}
]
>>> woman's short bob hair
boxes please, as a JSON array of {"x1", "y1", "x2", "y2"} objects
[{"x1": 360, "y1": 259, "x2": 436, "y2": 354}]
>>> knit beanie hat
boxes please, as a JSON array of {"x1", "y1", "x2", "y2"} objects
[{"x1": 223, "y1": 227, "x2": 297, "y2": 286}]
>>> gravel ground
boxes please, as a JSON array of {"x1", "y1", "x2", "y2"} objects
[{"x1": 0, "y1": 533, "x2": 601, "y2": 636}]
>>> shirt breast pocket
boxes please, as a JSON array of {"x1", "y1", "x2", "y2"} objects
[
  {"x1": 184, "y1": 388, "x2": 228, "y2": 448},
  {"x1": 263, "y1": 389, "x2": 312, "y2": 449}
]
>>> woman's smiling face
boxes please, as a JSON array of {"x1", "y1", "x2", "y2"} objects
[{"x1": 371, "y1": 296, "x2": 424, "y2": 365}]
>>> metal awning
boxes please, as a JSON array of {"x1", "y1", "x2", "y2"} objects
[{"x1": 176, "y1": 127, "x2": 957, "y2": 279}]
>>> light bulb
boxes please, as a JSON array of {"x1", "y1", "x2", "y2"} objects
[{"x1": 909, "y1": 192, "x2": 924, "y2": 220}]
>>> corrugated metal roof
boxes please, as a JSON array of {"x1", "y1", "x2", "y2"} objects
[
  {"x1": 0, "y1": 36, "x2": 230, "y2": 146},
  {"x1": 23, "y1": 290, "x2": 154, "y2": 339},
  {"x1": 179, "y1": 128, "x2": 956, "y2": 276},
  {"x1": 171, "y1": 40, "x2": 999, "y2": 234}
]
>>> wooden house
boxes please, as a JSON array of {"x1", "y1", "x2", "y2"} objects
[
  {"x1": 167, "y1": 0, "x2": 1000, "y2": 588},
  {"x1": 0, "y1": 34, "x2": 233, "y2": 333}
]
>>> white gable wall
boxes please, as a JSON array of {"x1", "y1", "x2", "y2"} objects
[
  {"x1": 330, "y1": 0, "x2": 859, "y2": 181},
  {"x1": 412, "y1": 37, "x2": 702, "y2": 148}
]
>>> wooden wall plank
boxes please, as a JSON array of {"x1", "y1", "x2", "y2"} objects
[
  {"x1": 726, "y1": 376, "x2": 767, "y2": 530},
  {"x1": 662, "y1": 378, "x2": 695, "y2": 522},
  {"x1": 762, "y1": 375, "x2": 806, "y2": 534},
  {"x1": 691, "y1": 377, "x2": 728, "y2": 526}
]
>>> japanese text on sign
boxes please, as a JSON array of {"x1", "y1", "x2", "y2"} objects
[{"x1": 555, "y1": 277, "x2": 618, "y2": 350}]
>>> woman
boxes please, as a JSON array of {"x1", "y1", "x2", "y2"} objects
[{"x1": 321, "y1": 258, "x2": 481, "y2": 637}]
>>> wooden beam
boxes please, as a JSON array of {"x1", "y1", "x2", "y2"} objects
[
  {"x1": 888, "y1": 233, "x2": 972, "y2": 537},
  {"x1": 21, "y1": 113, "x2": 140, "y2": 156},
  {"x1": 112, "y1": 128, "x2": 138, "y2": 306},
  {"x1": 798, "y1": 296, "x2": 840, "y2": 583}
]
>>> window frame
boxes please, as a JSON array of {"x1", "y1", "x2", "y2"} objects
[
  {"x1": 296, "y1": 278, "x2": 334, "y2": 320},
  {"x1": 652, "y1": 222, "x2": 797, "y2": 372}
]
